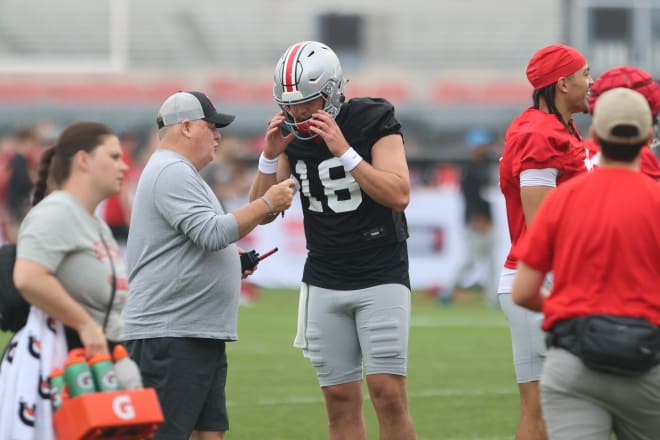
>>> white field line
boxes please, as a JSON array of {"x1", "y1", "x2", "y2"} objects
[
  {"x1": 227, "y1": 387, "x2": 515, "y2": 407},
  {"x1": 411, "y1": 318, "x2": 508, "y2": 328},
  {"x1": 444, "y1": 437, "x2": 511, "y2": 440}
]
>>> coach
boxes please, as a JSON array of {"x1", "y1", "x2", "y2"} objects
[
  {"x1": 122, "y1": 91, "x2": 294, "y2": 440},
  {"x1": 512, "y1": 87, "x2": 660, "y2": 440}
]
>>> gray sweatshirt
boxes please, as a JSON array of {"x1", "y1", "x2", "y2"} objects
[{"x1": 122, "y1": 149, "x2": 241, "y2": 341}]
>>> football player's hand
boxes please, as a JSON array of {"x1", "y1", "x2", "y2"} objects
[
  {"x1": 264, "y1": 112, "x2": 295, "y2": 159},
  {"x1": 310, "y1": 110, "x2": 350, "y2": 157}
]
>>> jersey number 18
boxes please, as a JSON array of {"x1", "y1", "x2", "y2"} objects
[{"x1": 295, "y1": 158, "x2": 362, "y2": 213}]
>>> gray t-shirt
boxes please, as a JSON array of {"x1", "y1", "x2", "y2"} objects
[
  {"x1": 17, "y1": 191, "x2": 129, "y2": 341},
  {"x1": 122, "y1": 149, "x2": 241, "y2": 341}
]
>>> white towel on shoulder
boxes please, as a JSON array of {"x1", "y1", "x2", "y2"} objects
[
  {"x1": 293, "y1": 283, "x2": 309, "y2": 349},
  {"x1": 0, "y1": 307, "x2": 68, "y2": 440}
]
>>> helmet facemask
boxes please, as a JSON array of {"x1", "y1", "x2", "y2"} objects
[
  {"x1": 650, "y1": 117, "x2": 660, "y2": 150},
  {"x1": 273, "y1": 41, "x2": 346, "y2": 140},
  {"x1": 278, "y1": 80, "x2": 345, "y2": 140}
]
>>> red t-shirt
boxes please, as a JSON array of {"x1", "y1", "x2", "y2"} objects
[
  {"x1": 517, "y1": 168, "x2": 660, "y2": 330},
  {"x1": 500, "y1": 108, "x2": 589, "y2": 269},
  {"x1": 584, "y1": 138, "x2": 660, "y2": 181}
]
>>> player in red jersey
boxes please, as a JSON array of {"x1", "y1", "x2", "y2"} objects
[
  {"x1": 513, "y1": 87, "x2": 660, "y2": 439},
  {"x1": 585, "y1": 65, "x2": 660, "y2": 181},
  {"x1": 498, "y1": 44, "x2": 593, "y2": 440},
  {"x1": 249, "y1": 41, "x2": 415, "y2": 440}
]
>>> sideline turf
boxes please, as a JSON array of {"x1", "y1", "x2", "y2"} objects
[{"x1": 0, "y1": 289, "x2": 519, "y2": 439}]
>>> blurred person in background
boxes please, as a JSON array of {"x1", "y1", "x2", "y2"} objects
[
  {"x1": 6, "y1": 127, "x2": 41, "y2": 241},
  {"x1": 250, "y1": 41, "x2": 416, "y2": 440},
  {"x1": 439, "y1": 128, "x2": 499, "y2": 308},
  {"x1": 0, "y1": 133, "x2": 18, "y2": 242},
  {"x1": 513, "y1": 87, "x2": 660, "y2": 440},
  {"x1": 586, "y1": 65, "x2": 660, "y2": 181},
  {"x1": 0, "y1": 121, "x2": 129, "y2": 440},
  {"x1": 122, "y1": 91, "x2": 295, "y2": 440},
  {"x1": 498, "y1": 44, "x2": 593, "y2": 440},
  {"x1": 97, "y1": 132, "x2": 138, "y2": 250}
]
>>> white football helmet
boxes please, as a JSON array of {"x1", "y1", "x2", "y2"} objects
[{"x1": 273, "y1": 41, "x2": 346, "y2": 139}]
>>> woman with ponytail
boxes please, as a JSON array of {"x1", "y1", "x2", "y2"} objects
[{"x1": 0, "y1": 121, "x2": 129, "y2": 440}]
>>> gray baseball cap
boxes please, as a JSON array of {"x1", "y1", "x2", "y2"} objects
[{"x1": 156, "y1": 91, "x2": 235, "y2": 129}]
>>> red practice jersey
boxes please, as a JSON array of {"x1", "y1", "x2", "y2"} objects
[{"x1": 500, "y1": 108, "x2": 590, "y2": 269}]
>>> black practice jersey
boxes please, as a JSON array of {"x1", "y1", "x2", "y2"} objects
[{"x1": 285, "y1": 97, "x2": 410, "y2": 290}]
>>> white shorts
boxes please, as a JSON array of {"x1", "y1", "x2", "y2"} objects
[
  {"x1": 302, "y1": 283, "x2": 411, "y2": 387},
  {"x1": 499, "y1": 268, "x2": 546, "y2": 383}
]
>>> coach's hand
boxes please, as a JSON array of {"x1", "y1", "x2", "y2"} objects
[{"x1": 263, "y1": 178, "x2": 296, "y2": 214}]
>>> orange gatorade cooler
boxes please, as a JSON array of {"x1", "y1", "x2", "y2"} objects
[{"x1": 53, "y1": 388, "x2": 163, "y2": 440}]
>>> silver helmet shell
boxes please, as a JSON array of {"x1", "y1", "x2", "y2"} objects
[{"x1": 273, "y1": 41, "x2": 346, "y2": 139}]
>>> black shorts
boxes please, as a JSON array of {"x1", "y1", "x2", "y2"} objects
[{"x1": 124, "y1": 337, "x2": 229, "y2": 439}]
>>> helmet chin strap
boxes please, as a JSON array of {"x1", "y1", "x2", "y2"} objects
[{"x1": 282, "y1": 116, "x2": 321, "y2": 141}]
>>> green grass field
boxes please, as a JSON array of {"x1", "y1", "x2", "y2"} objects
[{"x1": 0, "y1": 289, "x2": 519, "y2": 440}]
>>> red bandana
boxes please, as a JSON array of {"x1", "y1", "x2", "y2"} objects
[{"x1": 526, "y1": 44, "x2": 586, "y2": 90}]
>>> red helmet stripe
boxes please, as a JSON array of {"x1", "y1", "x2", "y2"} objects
[{"x1": 284, "y1": 42, "x2": 305, "y2": 93}]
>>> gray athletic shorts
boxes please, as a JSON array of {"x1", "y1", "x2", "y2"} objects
[
  {"x1": 303, "y1": 283, "x2": 411, "y2": 387},
  {"x1": 499, "y1": 292, "x2": 546, "y2": 383},
  {"x1": 541, "y1": 348, "x2": 660, "y2": 440}
]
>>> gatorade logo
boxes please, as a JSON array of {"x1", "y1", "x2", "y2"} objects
[
  {"x1": 102, "y1": 371, "x2": 118, "y2": 389},
  {"x1": 18, "y1": 401, "x2": 36, "y2": 427},
  {"x1": 77, "y1": 371, "x2": 93, "y2": 390},
  {"x1": 46, "y1": 317, "x2": 57, "y2": 334},
  {"x1": 38, "y1": 375, "x2": 51, "y2": 399},
  {"x1": 112, "y1": 395, "x2": 136, "y2": 420},
  {"x1": 51, "y1": 390, "x2": 62, "y2": 409},
  {"x1": 7, "y1": 341, "x2": 17, "y2": 363},
  {"x1": 28, "y1": 336, "x2": 41, "y2": 359}
]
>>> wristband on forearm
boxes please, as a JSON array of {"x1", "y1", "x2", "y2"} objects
[
  {"x1": 339, "y1": 147, "x2": 363, "y2": 171},
  {"x1": 258, "y1": 153, "x2": 279, "y2": 174},
  {"x1": 260, "y1": 195, "x2": 277, "y2": 216}
]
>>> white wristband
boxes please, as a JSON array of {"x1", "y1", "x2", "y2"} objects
[
  {"x1": 258, "y1": 153, "x2": 279, "y2": 174},
  {"x1": 339, "y1": 147, "x2": 363, "y2": 172}
]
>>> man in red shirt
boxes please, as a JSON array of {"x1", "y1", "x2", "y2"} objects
[
  {"x1": 585, "y1": 66, "x2": 660, "y2": 181},
  {"x1": 498, "y1": 44, "x2": 593, "y2": 440},
  {"x1": 513, "y1": 87, "x2": 660, "y2": 439}
]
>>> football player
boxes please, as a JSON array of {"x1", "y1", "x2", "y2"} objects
[
  {"x1": 498, "y1": 44, "x2": 593, "y2": 440},
  {"x1": 249, "y1": 41, "x2": 416, "y2": 440},
  {"x1": 586, "y1": 65, "x2": 660, "y2": 181}
]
